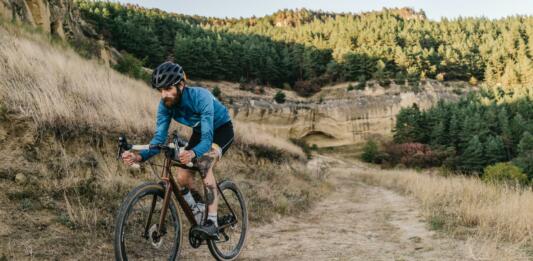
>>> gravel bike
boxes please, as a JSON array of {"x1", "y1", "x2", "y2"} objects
[{"x1": 113, "y1": 131, "x2": 248, "y2": 260}]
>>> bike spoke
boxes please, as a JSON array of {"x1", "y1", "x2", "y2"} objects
[
  {"x1": 212, "y1": 186, "x2": 245, "y2": 257},
  {"x1": 122, "y1": 193, "x2": 178, "y2": 259}
]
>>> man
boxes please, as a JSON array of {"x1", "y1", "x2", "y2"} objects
[{"x1": 121, "y1": 62, "x2": 234, "y2": 240}]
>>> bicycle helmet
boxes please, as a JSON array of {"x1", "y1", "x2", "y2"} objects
[{"x1": 151, "y1": 62, "x2": 186, "y2": 89}]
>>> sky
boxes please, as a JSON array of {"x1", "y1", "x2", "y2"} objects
[{"x1": 117, "y1": 0, "x2": 533, "y2": 21}]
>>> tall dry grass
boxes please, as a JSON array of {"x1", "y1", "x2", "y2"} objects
[
  {"x1": 0, "y1": 24, "x2": 157, "y2": 134},
  {"x1": 354, "y1": 162, "x2": 533, "y2": 251},
  {"x1": 0, "y1": 22, "x2": 304, "y2": 157},
  {"x1": 234, "y1": 121, "x2": 305, "y2": 159}
]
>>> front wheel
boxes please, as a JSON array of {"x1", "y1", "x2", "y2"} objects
[
  {"x1": 207, "y1": 180, "x2": 248, "y2": 260},
  {"x1": 114, "y1": 182, "x2": 183, "y2": 260}
]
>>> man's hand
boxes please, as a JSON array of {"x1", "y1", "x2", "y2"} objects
[
  {"x1": 121, "y1": 151, "x2": 142, "y2": 166},
  {"x1": 179, "y1": 150, "x2": 195, "y2": 165}
]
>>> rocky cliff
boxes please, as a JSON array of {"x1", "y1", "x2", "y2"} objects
[
  {"x1": 211, "y1": 81, "x2": 470, "y2": 148},
  {"x1": 2, "y1": 0, "x2": 80, "y2": 39},
  {"x1": 0, "y1": 0, "x2": 119, "y2": 65}
]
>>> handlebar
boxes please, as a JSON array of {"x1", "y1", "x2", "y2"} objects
[{"x1": 117, "y1": 132, "x2": 194, "y2": 169}]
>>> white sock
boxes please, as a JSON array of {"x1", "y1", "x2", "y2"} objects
[
  {"x1": 181, "y1": 188, "x2": 196, "y2": 208},
  {"x1": 208, "y1": 213, "x2": 218, "y2": 227}
]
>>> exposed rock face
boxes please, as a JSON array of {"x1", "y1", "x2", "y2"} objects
[
  {"x1": 25, "y1": 0, "x2": 50, "y2": 32},
  {"x1": 0, "y1": 0, "x2": 13, "y2": 21},
  {"x1": 0, "y1": 0, "x2": 81, "y2": 40},
  {"x1": 227, "y1": 82, "x2": 468, "y2": 147},
  {"x1": 0, "y1": 0, "x2": 121, "y2": 64}
]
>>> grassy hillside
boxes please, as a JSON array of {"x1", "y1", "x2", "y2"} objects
[
  {"x1": 354, "y1": 162, "x2": 533, "y2": 259},
  {"x1": 0, "y1": 21, "x2": 330, "y2": 259}
]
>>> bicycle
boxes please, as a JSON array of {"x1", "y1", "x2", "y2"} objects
[{"x1": 113, "y1": 131, "x2": 248, "y2": 260}]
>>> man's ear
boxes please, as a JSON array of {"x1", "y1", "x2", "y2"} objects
[{"x1": 178, "y1": 81, "x2": 186, "y2": 91}]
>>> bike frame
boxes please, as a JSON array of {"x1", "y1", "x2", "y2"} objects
[{"x1": 143, "y1": 148, "x2": 239, "y2": 238}]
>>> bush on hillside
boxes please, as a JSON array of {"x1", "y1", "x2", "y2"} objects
[
  {"x1": 482, "y1": 162, "x2": 528, "y2": 186},
  {"x1": 379, "y1": 142, "x2": 451, "y2": 168},
  {"x1": 293, "y1": 80, "x2": 321, "y2": 97},
  {"x1": 112, "y1": 51, "x2": 150, "y2": 82},
  {"x1": 212, "y1": 86, "x2": 221, "y2": 99},
  {"x1": 274, "y1": 90, "x2": 286, "y2": 104},
  {"x1": 361, "y1": 139, "x2": 378, "y2": 163},
  {"x1": 290, "y1": 138, "x2": 312, "y2": 159}
]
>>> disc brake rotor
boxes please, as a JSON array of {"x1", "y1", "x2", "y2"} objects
[{"x1": 148, "y1": 224, "x2": 164, "y2": 249}]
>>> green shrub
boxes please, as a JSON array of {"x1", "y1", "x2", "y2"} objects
[
  {"x1": 355, "y1": 75, "x2": 366, "y2": 90},
  {"x1": 274, "y1": 90, "x2": 286, "y2": 104},
  {"x1": 290, "y1": 138, "x2": 311, "y2": 159},
  {"x1": 212, "y1": 86, "x2": 221, "y2": 99},
  {"x1": 394, "y1": 71, "x2": 407, "y2": 85},
  {"x1": 379, "y1": 78, "x2": 392, "y2": 87},
  {"x1": 69, "y1": 37, "x2": 100, "y2": 59},
  {"x1": 347, "y1": 83, "x2": 354, "y2": 91},
  {"x1": 361, "y1": 139, "x2": 378, "y2": 163},
  {"x1": 112, "y1": 51, "x2": 150, "y2": 82},
  {"x1": 482, "y1": 162, "x2": 528, "y2": 186}
]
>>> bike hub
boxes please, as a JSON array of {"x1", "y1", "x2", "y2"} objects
[{"x1": 148, "y1": 224, "x2": 164, "y2": 249}]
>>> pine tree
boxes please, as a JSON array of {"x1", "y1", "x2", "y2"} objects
[
  {"x1": 513, "y1": 131, "x2": 533, "y2": 179},
  {"x1": 484, "y1": 135, "x2": 506, "y2": 165},
  {"x1": 393, "y1": 103, "x2": 423, "y2": 143},
  {"x1": 498, "y1": 107, "x2": 513, "y2": 159},
  {"x1": 460, "y1": 135, "x2": 485, "y2": 173}
]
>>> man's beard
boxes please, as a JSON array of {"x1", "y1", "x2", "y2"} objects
[{"x1": 163, "y1": 92, "x2": 181, "y2": 108}]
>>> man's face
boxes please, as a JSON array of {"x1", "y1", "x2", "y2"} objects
[{"x1": 161, "y1": 85, "x2": 181, "y2": 108}]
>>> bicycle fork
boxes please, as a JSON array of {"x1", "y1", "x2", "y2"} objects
[
  {"x1": 142, "y1": 158, "x2": 199, "y2": 239},
  {"x1": 141, "y1": 158, "x2": 175, "y2": 239}
]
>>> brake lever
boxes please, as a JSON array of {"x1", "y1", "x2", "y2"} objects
[
  {"x1": 117, "y1": 134, "x2": 140, "y2": 169},
  {"x1": 117, "y1": 134, "x2": 126, "y2": 160}
]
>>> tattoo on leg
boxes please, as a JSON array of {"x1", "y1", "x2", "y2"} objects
[
  {"x1": 197, "y1": 149, "x2": 218, "y2": 177},
  {"x1": 205, "y1": 185, "x2": 215, "y2": 205}
]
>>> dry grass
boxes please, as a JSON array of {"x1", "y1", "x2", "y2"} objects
[
  {"x1": 63, "y1": 191, "x2": 98, "y2": 230},
  {"x1": 234, "y1": 121, "x2": 305, "y2": 159},
  {"x1": 354, "y1": 162, "x2": 533, "y2": 257},
  {"x1": 0, "y1": 22, "x2": 304, "y2": 157},
  {"x1": 0, "y1": 24, "x2": 157, "y2": 135}
]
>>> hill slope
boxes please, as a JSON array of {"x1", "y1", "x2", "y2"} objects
[{"x1": 0, "y1": 21, "x2": 329, "y2": 259}]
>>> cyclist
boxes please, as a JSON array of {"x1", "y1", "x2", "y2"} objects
[{"x1": 121, "y1": 61, "x2": 234, "y2": 240}]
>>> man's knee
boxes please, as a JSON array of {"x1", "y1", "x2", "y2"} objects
[
  {"x1": 196, "y1": 147, "x2": 220, "y2": 178},
  {"x1": 176, "y1": 168, "x2": 193, "y2": 187}
]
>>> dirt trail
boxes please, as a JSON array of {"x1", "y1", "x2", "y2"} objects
[{"x1": 237, "y1": 156, "x2": 478, "y2": 261}]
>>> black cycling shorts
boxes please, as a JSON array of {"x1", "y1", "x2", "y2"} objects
[{"x1": 185, "y1": 121, "x2": 234, "y2": 157}]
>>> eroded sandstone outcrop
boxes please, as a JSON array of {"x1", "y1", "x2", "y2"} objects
[
  {"x1": 0, "y1": 0, "x2": 119, "y2": 63},
  {"x1": 225, "y1": 82, "x2": 470, "y2": 147}
]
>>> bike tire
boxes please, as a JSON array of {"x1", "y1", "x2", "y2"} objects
[
  {"x1": 114, "y1": 182, "x2": 183, "y2": 261},
  {"x1": 207, "y1": 180, "x2": 248, "y2": 261}
]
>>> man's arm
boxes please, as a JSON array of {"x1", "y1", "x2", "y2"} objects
[
  {"x1": 190, "y1": 92, "x2": 214, "y2": 158},
  {"x1": 139, "y1": 101, "x2": 171, "y2": 161}
]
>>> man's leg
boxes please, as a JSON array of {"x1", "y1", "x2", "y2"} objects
[
  {"x1": 176, "y1": 167, "x2": 194, "y2": 189},
  {"x1": 202, "y1": 165, "x2": 218, "y2": 215},
  {"x1": 195, "y1": 147, "x2": 221, "y2": 237}
]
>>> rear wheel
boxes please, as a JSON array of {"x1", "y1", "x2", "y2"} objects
[
  {"x1": 114, "y1": 182, "x2": 183, "y2": 260},
  {"x1": 207, "y1": 180, "x2": 248, "y2": 260}
]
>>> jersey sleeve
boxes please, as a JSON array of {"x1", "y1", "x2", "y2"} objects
[
  {"x1": 190, "y1": 91, "x2": 214, "y2": 158},
  {"x1": 139, "y1": 100, "x2": 171, "y2": 161}
]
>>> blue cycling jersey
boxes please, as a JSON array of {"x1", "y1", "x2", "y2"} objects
[{"x1": 139, "y1": 86, "x2": 231, "y2": 161}]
